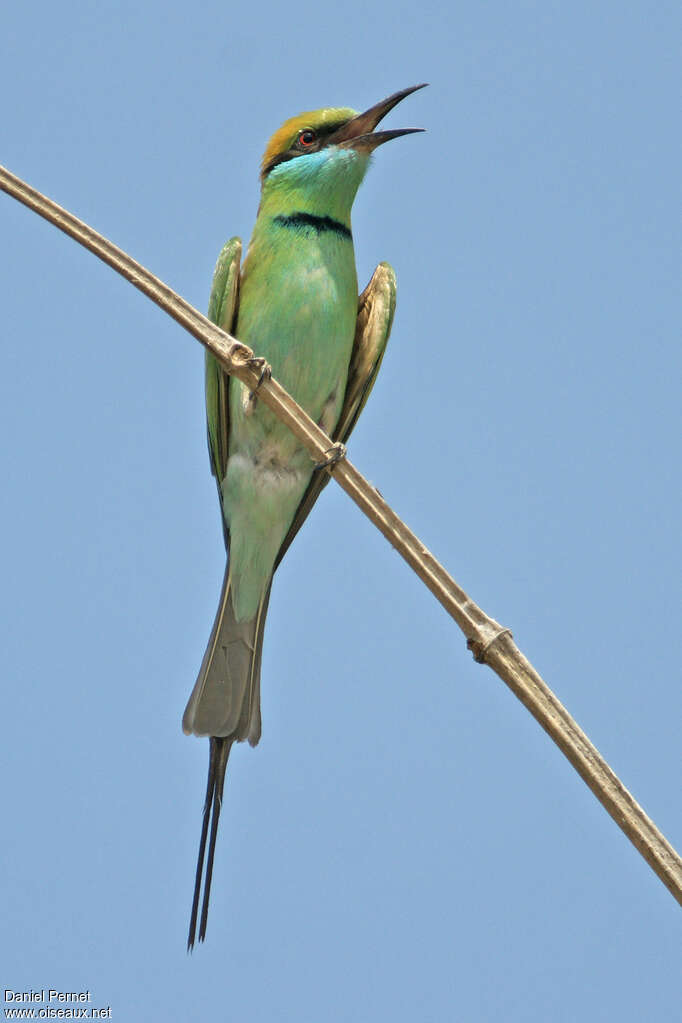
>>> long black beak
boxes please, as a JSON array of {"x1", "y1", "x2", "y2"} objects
[{"x1": 329, "y1": 83, "x2": 427, "y2": 152}]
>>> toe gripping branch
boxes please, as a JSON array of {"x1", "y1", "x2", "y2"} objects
[
  {"x1": 245, "y1": 356, "x2": 272, "y2": 390},
  {"x1": 242, "y1": 356, "x2": 273, "y2": 413},
  {"x1": 314, "y1": 442, "x2": 347, "y2": 471}
]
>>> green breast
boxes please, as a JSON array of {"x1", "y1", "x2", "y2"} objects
[
  {"x1": 232, "y1": 215, "x2": 358, "y2": 457},
  {"x1": 221, "y1": 214, "x2": 358, "y2": 621}
]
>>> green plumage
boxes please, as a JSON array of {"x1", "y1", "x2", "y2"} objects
[
  {"x1": 184, "y1": 145, "x2": 394, "y2": 741},
  {"x1": 184, "y1": 84, "x2": 423, "y2": 948}
]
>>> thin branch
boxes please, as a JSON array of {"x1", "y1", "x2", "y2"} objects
[{"x1": 2, "y1": 163, "x2": 681, "y2": 906}]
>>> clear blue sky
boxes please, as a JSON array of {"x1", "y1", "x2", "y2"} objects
[{"x1": 2, "y1": 2, "x2": 680, "y2": 1020}]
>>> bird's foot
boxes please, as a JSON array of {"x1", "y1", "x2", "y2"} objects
[
  {"x1": 246, "y1": 356, "x2": 272, "y2": 390},
  {"x1": 242, "y1": 357, "x2": 272, "y2": 414},
  {"x1": 314, "y1": 442, "x2": 347, "y2": 470}
]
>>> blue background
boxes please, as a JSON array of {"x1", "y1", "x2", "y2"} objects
[{"x1": 2, "y1": 2, "x2": 680, "y2": 1020}]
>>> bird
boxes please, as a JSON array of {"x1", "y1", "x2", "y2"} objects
[{"x1": 183, "y1": 84, "x2": 426, "y2": 948}]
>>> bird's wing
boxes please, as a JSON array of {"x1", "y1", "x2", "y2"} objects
[
  {"x1": 274, "y1": 261, "x2": 397, "y2": 569},
  {"x1": 331, "y1": 261, "x2": 396, "y2": 444},
  {"x1": 205, "y1": 238, "x2": 242, "y2": 489}
]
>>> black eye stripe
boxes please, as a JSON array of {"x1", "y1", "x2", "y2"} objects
[{"x1": 261, "y1": 121, "x2": 350, "y2": 178}]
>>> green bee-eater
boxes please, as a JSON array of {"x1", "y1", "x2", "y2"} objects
[{"x1": 183, "y1": 84, "x2": 425, "y2": 947}]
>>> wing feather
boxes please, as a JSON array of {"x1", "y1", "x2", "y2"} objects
[{"x1": 205, "y1": 238, "x2": 242, "y2": 490}]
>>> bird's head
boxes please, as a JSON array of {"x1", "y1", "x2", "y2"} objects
[{"x1": 258, "y1": 84, "x2": 426, "y2": 220}]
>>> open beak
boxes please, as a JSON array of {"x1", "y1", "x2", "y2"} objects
[{"x1": 329, "y1": 83, "x2": 427, "y2": 152}]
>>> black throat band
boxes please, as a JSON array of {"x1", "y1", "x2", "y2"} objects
[{"x1": 272, "y1": 212, "x2": 352, "y2": 241}]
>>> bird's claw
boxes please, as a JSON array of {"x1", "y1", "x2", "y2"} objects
[
  {"x1": 314, "y1": 442, "x2": 347, "y2": 470},
  {"x1": 243, "y1": 357, "x2": 272, "y2": 414},
  {"x1": 246, "y1": 356, "x2": 272, "y2": 390}
]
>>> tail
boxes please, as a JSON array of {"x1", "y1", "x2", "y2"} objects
[
  {"x1": 187, "y1": 736, "x2": 232, "y2": 948},
  {"x1": 183, "y1": 564, "x2": 271, "y2": 948},
  {"x1": 183, "y1": 563, "x2": 270, "y2": 741}
]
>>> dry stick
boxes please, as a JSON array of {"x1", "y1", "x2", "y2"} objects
[{"x1": 2, "y1": 163, "x2": 680, "y2": 906}]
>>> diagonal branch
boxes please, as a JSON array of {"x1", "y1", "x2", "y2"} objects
[{"x1": 2, "y1": 163, "x2": 680, "y2": 906}]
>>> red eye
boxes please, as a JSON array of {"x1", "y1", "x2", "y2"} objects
[{"x1": 298, "y1": 129, "x2": 316, "y2": 147}]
